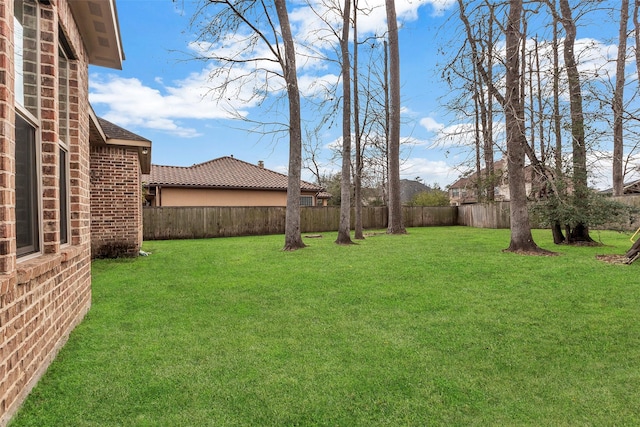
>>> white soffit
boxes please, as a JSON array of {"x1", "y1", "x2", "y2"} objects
[{"x1": 68, "y1": 0, "x2": 124, "y2": 70}]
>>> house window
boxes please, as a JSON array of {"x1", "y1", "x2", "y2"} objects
[
  {"x1": 59, "y1": 46, "x2": 68, "y2": 143},
  {"x1": 15, "y1": 0, "x2": 41, "y2": 257},
  {"x1": 16, "y1": 114, "x2": 39, "y2": 256},
  {"x1": 58, "y1": 35, "x2": 73, "y2": 245},
  {"x1": 300, "y1": 196, "x2": 314, "y2": 206},
  {"x1": 451, "y1": 188, "x2": 460, "y2": 197},
  {"x1": 14, "y1": 0, "x2": 39, "y2": 117},
  {"x1": 59, "y1": 148, "x2": 69, "y2": 244}
]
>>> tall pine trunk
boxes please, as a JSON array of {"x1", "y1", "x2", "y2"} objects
[
  {"x1": 385, "y1": 0, "x2": 405, "y2": 234},
  {"x1": 275, "y1": 0, "x2": 305, "y2": 251},
  {"x1": 353, "y1": 0, "x2": 364, "y2": 240},
  {"x1": 551, "y1": 2, "x2": 565, "y2": 244},
  {"x1": 558, "y1": 0, "x2": 593, "y2": 243},
  {"x1": 336, "y1": 0, "x2": 354, "y2": 245},
  {"x1": 613, "y1": 0, "x2": 629, "y2": 196},
  {"x1": 504, "y1": 0, "x2": 542, "y2": 253}
]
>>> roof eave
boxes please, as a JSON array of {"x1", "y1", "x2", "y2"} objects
[
  {"x1": 88, "y1": 111, "x2": 152, "y2": 174},
  {"x1": 144, "y1": 183, "x2": 321, "y2": 192},
  {"x1": 68, "y1": 0, "x2": 124, "y2": 70}
]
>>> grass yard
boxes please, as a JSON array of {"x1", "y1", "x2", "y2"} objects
[{"x1": 10, "y1": 227, "x2": 640, "y2": 426}]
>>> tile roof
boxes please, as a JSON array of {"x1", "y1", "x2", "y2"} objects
[{"x1": 143, "y1": 156, "x2": 324, "y2": 192}]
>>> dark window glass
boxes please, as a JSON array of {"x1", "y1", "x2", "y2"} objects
[
  {"x1": 59, "y1": 148, "x2": 68, "y2": 245},
  {"x1": 16, "y1": 113, "x2": 39, "y2": 256}
]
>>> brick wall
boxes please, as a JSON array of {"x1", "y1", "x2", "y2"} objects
[
  {"x1": 0, "y1": 0, "x2": 93, "y2": 424},
  {"x1": 0, "y1": 0, "x2": 15, "y2": 276},
  {"x1": 90, "y1": 145, "x2": 142, "y2": 258}
]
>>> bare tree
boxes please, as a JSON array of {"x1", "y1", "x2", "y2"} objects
[
  {"x1": 302, "y1": 127, "x2": 326, "y2": 185},
  {"x1": 385, "y1": 0, "x2": 405, "y2": 234},
  {"x1": 557, "y1": 0, "x2": 594, "y2": 243},
  {"x1": 187, "y1": 0, "x2": 306, "y2": 250},
  {"x1": 275, "y1": 0, "x2": 307, "y2": 250},
  {"x1": 504, "y1": 0, "x2": 545, "y2": 253},
  {"x1": 353, "y1": 0, "x2": 364, "y2": 240},
  {"x1": 455, "y1": 0, "x2": 498, "y2": 201},
  {"x1": 613, "y1": 0, "x2": 630, "y2": 196},
  {"x1": 550, "y1": 0, "x2": 565, "y2": 244},
  {"x1": 635, "y1": 0, "x2": 640, "y2": 80},
  {"x1": 336, "y1": 0, "x2": 354, "y2": 245}
]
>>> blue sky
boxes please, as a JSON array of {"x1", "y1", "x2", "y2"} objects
[{"x1": 89, "y1": 0, "x2": 636, "y2": 189}]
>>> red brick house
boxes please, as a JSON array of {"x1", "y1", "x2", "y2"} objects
[
  {"x1": 90, "y1": 115, "x2": 151, "y2": 258},
  {"x1": 0, "y1": 0, "x2": 126, "y2": 424},
  {"x1": 143, "y1": 156, "x2": 326, "y2": 207}
]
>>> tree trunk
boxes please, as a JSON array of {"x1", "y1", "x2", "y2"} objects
[
  {"x1": 551, "y1": 222, "x2": 565, "y2": 244},
  {"x1": 385, "y1": 0, "x2": 405, "y2": 234},
  {"x1": 613, "y1": 0, "x2": 629, "y2": 196},
  {"x1": 558, "y1": 0, "x2": 593, "y2": 243},
  {"x1": 275, "y1": 0, "x2": 306, "y2": 251},
  {"x1": 484, "y1": 8, "x2": 495, "y2": 202},
  {"x1": 552, "y1": 3, "x2": 565, "y2": 244},
  {"x1": 625, "y1": 238, "x2": 640, "y2": 261},
  {"x1": 473, "y1": 86, "x2": 482, "y2": 200},
  {"x1": 458, "y1": 0, "x2": 495, "y2": 201},
  {"x1": 553, "y1": 4, "x2": 563, "y2": 179},
  {"x1": 534, "y1": 37, "x2": 545, "y2": 163},
  {"x1": 504, "y1": 0, "x2": 541, "y2": 253},
  {"x1": 635, "y1": 0, "x2": 640, "y2": 86},
  {"x1": 336, "y1": 0, "x2": 354, "y2": 245},
  {"x1": 353, "y1": 0, "x2": 364, "y2": 240}
]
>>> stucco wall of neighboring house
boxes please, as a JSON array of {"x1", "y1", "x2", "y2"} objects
[
  {"x1": 1, "y1": 1, "x2": 95, "y2": 424},
  {"x1": 90, "y1": 145, "x2": 142, "y2": 258},
  {"x1": 153, "y1": 187, "x2": 318, "y2": 207}
]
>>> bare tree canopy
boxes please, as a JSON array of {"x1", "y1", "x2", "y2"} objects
[{"x1": 186, "y1": 0, "x2": 306, "y2": 250}]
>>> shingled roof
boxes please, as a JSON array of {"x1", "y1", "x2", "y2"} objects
[
  {"x1": 97, "y1": 117, "x2": 151, "y2": 143},
  {"x1": 88, "y1": 115, "x2": 152, "y2": 174},
  {"x1": 143, "y1": 156, "x2": 324, "y2": 192}
]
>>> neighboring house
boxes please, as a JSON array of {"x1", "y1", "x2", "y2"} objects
[
  {"x1": 601, "y1": 179, "x2": 640, "y2": 195},
  {"x1": 90, "y1": 115, "x2": 151, "y2": 258},
  {"x1": 143, "y1": 156, "x2": 326, "y2": 207},
  {"x1": 448, "y1": 159, "x2": 535, "y2": 205},
  {"x1": 400, "y1": 179, "x2": 433, "y2": 204},
  {"x1": 1, "y1": 0, "x2": 125, "y2": 424}
]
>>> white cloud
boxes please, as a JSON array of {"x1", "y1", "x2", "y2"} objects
[
  {"x1": 90, "y1": 0, "x2": 458, "y2": 139},
  {"x1": 298, "y1": 72, "x2": 341, "y2": 98},
  {"x1": 89, "y1": 61, "x2": 278, "y2": 136},
  {"x1": 288, "y1": 0, "x2": 456, "y2": 52},
  {"x1": 587, "y1": 151, "x2": 640, "y2": 190},
  {"x1": 400, "y1": 157, "x2": 458, "y2": 187},
  {"x1": 419, "y1": 116, "x2": 445, "y2": 133}
]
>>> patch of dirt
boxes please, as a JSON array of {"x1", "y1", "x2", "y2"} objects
[
  {"x1": 596, "y1": 254, "x2": 631, "y2": 265},
  {"x1": 566, "y1": 241, "x2": 603, "y2": 247},
  {"x1": 364, "y1": 232, "x2": 387, "y2": 237},
  {"x1": 503, "y1": 249, "x2": 559, "y2": 257}
]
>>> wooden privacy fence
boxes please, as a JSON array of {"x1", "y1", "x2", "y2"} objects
[
  {"x1": 457, "y1": 202, "x2": 511, "y2": 229},
  {"x1": 143, "y1": 206, "x2": 460, "y2": 240},
  {"x1": 142, "y1": 196, "x2": 640, "y2": 240}
]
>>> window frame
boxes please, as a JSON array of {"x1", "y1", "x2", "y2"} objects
[
  {"x1": 58, "y1": 35, "x2": 73, "y2": 246},
  {"x1": 300, "y1": 195, "x2": 314, "y2": 207},
  {"x1": 14, "y1": 0, "x2": 42, "y2": 258},
  {"x1": 59, "y1": 147, "x2": 69, "y2": 245},
  {"x1": 15, "y1": 109, "x2": 41, "y2": 257}
]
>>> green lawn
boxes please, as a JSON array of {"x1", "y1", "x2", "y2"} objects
[{"x1": 10, "y1": 227, "x2": 640, "y2": 426}]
